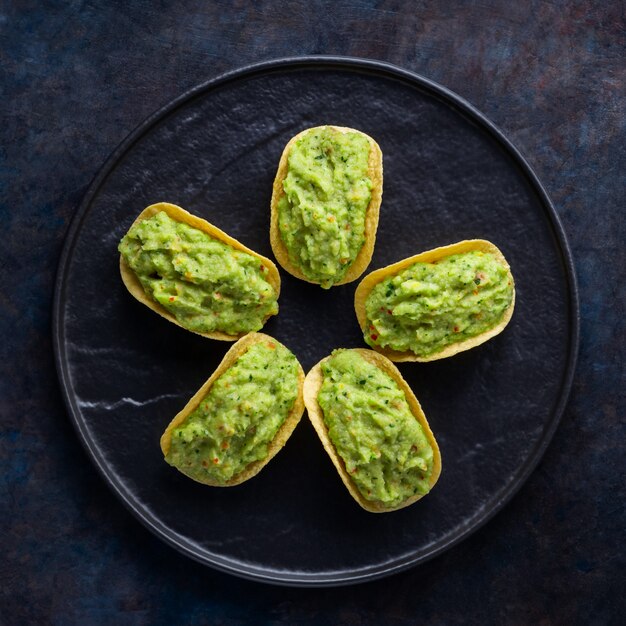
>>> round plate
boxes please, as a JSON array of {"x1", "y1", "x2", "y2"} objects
[{"x1": 53, "y1": 57, "x2": 579, "y2": 586}]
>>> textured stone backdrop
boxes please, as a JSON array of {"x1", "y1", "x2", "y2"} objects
[{"x1": 1, "y1": 1, "x2": 623, "y2": 624}]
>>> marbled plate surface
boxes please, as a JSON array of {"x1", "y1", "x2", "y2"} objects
[{"x1": 56, "y1": 59, "x2": 577, "y2": 585}]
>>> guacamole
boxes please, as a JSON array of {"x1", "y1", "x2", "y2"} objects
[
  {"x1": 317, "y1": 350, "x2": 434, "y2": 507},
  {"x1": 119, "y1": 211, "x2": 278, "y2": 335},
  {"x1": 364, "y1": 251, "x2": 513, "y2": 357},
  {"x1": 166, "y1": 341, "x2": 299, "y2": 483},
  {"x1": 277, "y1": 127, "x2": 372, "y2": 288}
]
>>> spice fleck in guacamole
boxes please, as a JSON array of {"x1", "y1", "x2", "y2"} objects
[
  {"x1": 118, "y1": 211, "x2": 278, "y2": 335},
  {"x1": 277, "y1": 127, "x2": 373, "y2": 288},
  {"x1": 364, "y1": 251, "x2": 513, "y2": 357},
  {"x1": 166, "y1": 341, "x2": 299, "y2": 483},
  {"x1": 317, "y1": 350, "x2": 434, "y2": 506}
]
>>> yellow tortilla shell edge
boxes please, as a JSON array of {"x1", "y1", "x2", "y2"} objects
[
  {"x1": 303, "y1": 348, "x2": 441, "y2": 513},
  {"x1": 119, "y1": 202, "x2": 281, "y2": 341},
  {"x1": 160, "y1": 332, "x2": 305, "y2": 487},
  {"x1": 270, "y1": 125, "x2": 383, "y2": 287},
  {"x1": 354, "y1": 239, "x2": 516, "y2": 362}
]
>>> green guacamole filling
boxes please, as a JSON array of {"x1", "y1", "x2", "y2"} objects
[
  {"x1": 317, "y1": 350, "x2": 434, "y2": 507},
  {"x1": 364, "y1": 251, "x2": 513, "y2": 357},
  {"x1": 166, "y1": 341, "x2": 299, "y2": 484},
  {"x1": 277, "y1": 127, "x2": 373, "y2": 288},
  {"x1": 118, "y1": 211, "x2": 278, "y2": 335}
]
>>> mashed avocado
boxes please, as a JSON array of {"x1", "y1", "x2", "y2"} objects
[
  {"x1": 166, "y1": 341, "x2": 299, "y2": 483},
  {"x1": 317, "y1": 350, "x2": 434, "y2": 506},
  {"x1": 364, "y1": 251, "x2": 513, "y2": 357},
  {"x1": 277, "y1": 127, "x2": 372, "y2": 288},
  {"x1": 118, "y1": 211, "x2": 278, "y2": 335}
]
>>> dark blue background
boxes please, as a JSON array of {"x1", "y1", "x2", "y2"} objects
[{"x1": 1, "y1": 1, "x2": 623, "y2": 623}]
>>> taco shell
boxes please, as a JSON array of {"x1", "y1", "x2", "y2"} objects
[
  {"x1": 304, "y1": 348, "x2": 441, "y2": 512},
  {"x1": 270, "y1": 125, "x2": 383, "y2": 286},
  {"x1": 160, "y1": 332, "x2": 305, "y2": 486},
  {"x1": 354, "y1": 239, "x2": 515, "y2": 362},
  {"x1": 119, "y1": 202, "x2": 281, "y2": 341}
]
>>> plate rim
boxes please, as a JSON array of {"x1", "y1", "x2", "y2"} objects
[{"x1": 52, "y1": 55, "x2": 580, "y2": 587}]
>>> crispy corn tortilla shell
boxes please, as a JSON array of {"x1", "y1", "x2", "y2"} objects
[
  {"x1": 119, "y1": 202, "x2": 281, "y2": 341},
  {"x1": 160, "y1": 332, "x2": 305, "y2": 486},
  {"x1": 354, "y1": 239, "x2": 516, "y2": 362},
  {"x1": 270, "y1": 126, "x2": 383, "y2": 287},
  {"x1": 304, "y1": 348, "x2": 441, "y2": 513}
]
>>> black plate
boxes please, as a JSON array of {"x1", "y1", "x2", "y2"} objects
[{"x1": 53, "y1": 57, "x2": 579, "y2": 586}]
